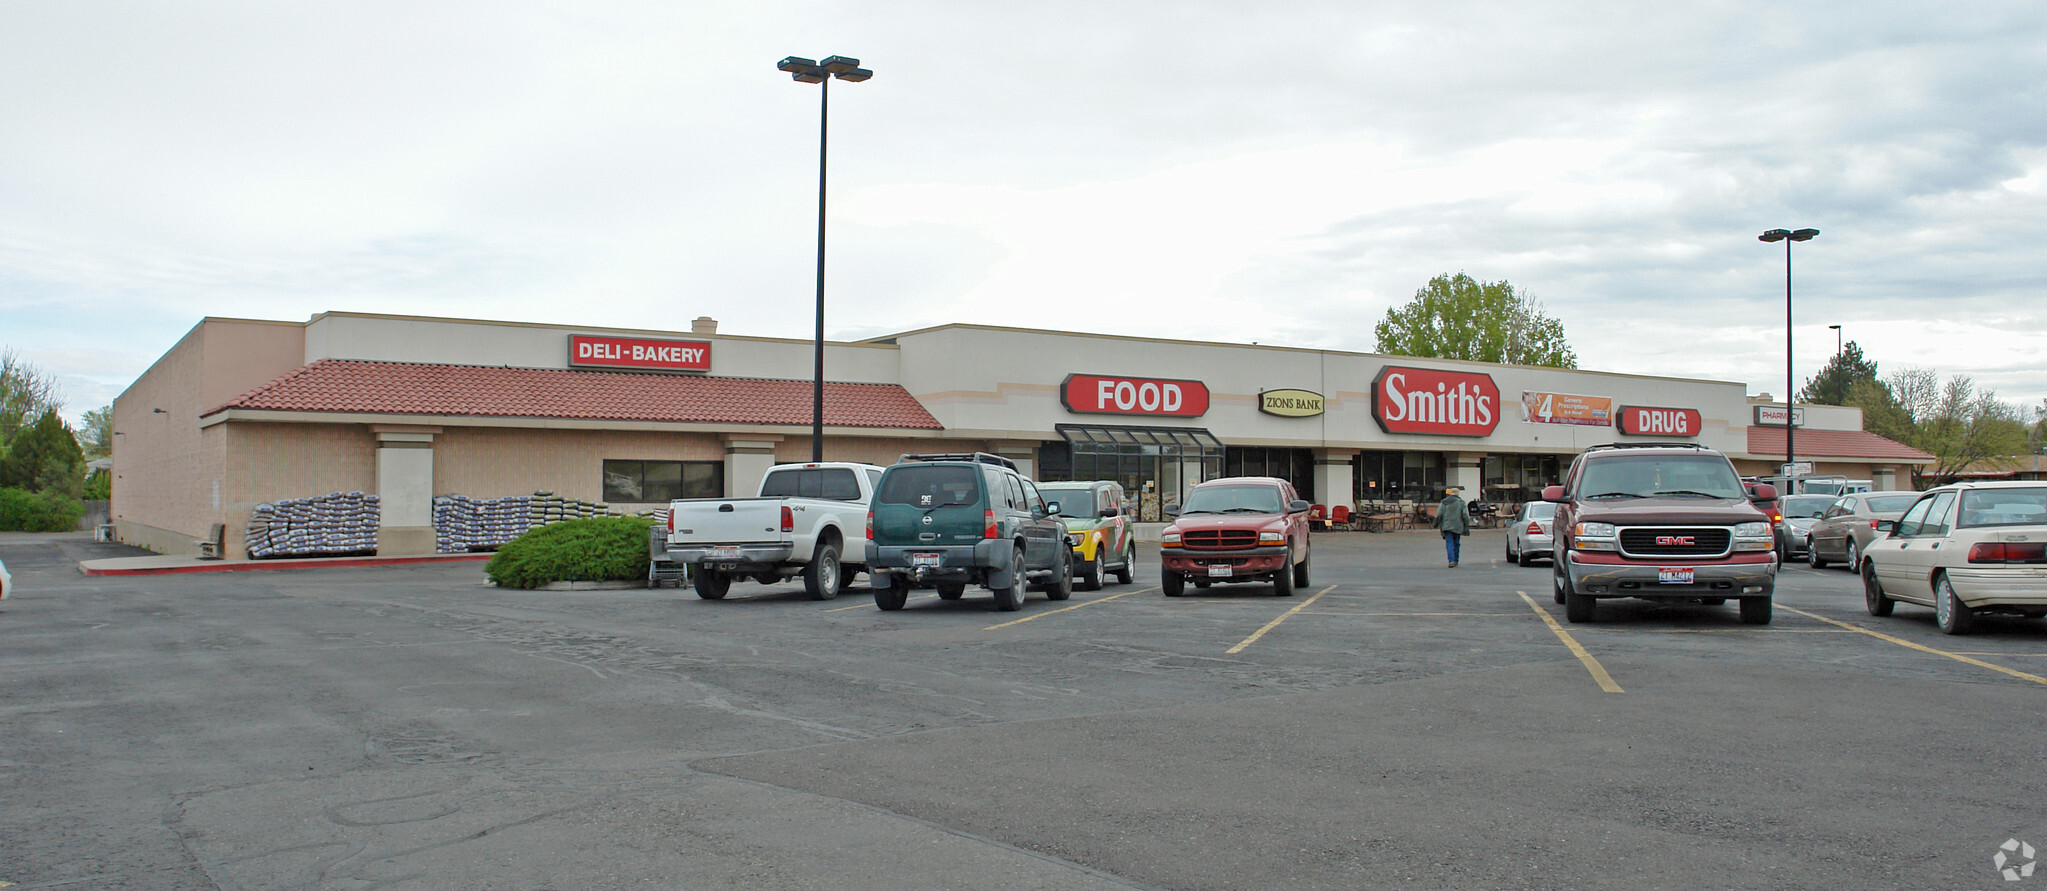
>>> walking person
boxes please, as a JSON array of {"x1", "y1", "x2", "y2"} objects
[{"x1": 1436, "y1": 485, "x2": 1472, "y2": 568}]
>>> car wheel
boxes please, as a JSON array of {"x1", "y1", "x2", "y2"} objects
[
  {"x1": 874, "y1": 578, "x2": 909, "y2": 611},
  {"x1": 802, "y1": 541, "x2": 841, "y2": 600},
  {"x1": 1564, "y1": 588, "x2": 1595, "y2": 623},
  {"x1": 1046, "y1": 551, "x2": 1074, "y2": 602},
  {"x1": 1552, "y1": 562, "x2": 1568, "y2": 605},
  {"x1": 1934, "y1": 573, "x2": 1975, "y2": 635},
  {"x1": 1739, "y1": 596, "x2": 1772, "y2": 625},
  {"x1": 1079, "y1": 553, "x2": 1104, "y2": 591},
  {"x1": 1293, "y1": 549, "x2": 1310, "y2": 588},
  {"x1": 1861, "y1": 559, "x2": 1894, "y2": 617},
  {"x1": 1506, "y1": 540, "x2": 1517, "y2": 563},
  {"x1": 991, "y1": 544, "x2": 1027, "y2": 611},
  {"x1": 1114, "y1": 544, "x2": 1135, "y2": 584},
  {"x1": 937, "y1": 582, "x2": 966, "y2": 600},
  {"x1": 1517, "y1": 540, "x2": 1535, "y2": 568},
  {"x1": 1162, "y1": 571, "x2": 1184, "y2": 597},
  {"x1": 1843, "y1": 539, "x2": 1860, "y2": 573},
  {"x1": 693, "y1": 569, "x2": 731, "y2": 600},
  {"x1": 1806, "y1": 537, "x2": 1827, "y2": 569},
  {"x1": 1273, "y1": 548, "x2": 1296, "y2": 597}
]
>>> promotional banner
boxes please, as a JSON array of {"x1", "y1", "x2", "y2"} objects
[
  {"x1": 568, "y1": 335, "x2": 712, "y2": 372},
  {"x1": 1521, "y1": 390, "x2": 1613, "y2": 427},
  {"x1": 1061, "y1": 374, "x2": 1210, "y2": 417},
  {"x1": 1371, "y1": 366, "x2": 1501, "y2": 436}
]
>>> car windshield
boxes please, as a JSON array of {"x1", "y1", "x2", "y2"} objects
[
  {"x1": 1957, "y1": 488, "x2": 2047, "y2": 528},
  {"x1": 876, "y1": 465, "x2": 980, "y2": 507},
  {"x1": 1038, "y1": 486, "x2": 1090, "y2": 518},
  {"x1": 1865, "y1": 494, "x2": 1918, "y2": 513},
  {"x1": 1779, "y1": 495, "x2": 1834, "y2": 519},
  {"x1": 1577, "y1": 454, "x2": 1744, "y2": 500},
  {"x1": 1179, "y1": 484, "x2": 1285, "y2": 514}
]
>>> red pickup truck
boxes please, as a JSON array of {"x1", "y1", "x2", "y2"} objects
[{"x1": 1158, "y1": 476, "x2": 1313, "y2": 597}]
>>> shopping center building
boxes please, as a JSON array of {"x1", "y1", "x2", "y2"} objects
[{"x1": 111, "y1": 311, "x2": 1932, "y2": 558}]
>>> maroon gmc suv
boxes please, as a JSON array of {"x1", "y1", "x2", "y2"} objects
[
  {"x1": 1547, "y1": 443, "x2": 1780, "y2": 624},
  {"x1": 1158, "y1": 477, "x2": 1313, "y2": 597}
]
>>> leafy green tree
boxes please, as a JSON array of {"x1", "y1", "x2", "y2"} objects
[
  {"x1": 1799, "y1": 341, "x2": 1881, "y2": 405},
  {"x1": 80, "y1": 404, "x2": 113, "y2": 459},
  {"x1": 0, "y1": 408, "x2": 86, "y2": 498},
  {"x1": 1879, "y1": 368, "x2": 2028, "y2": 486},
  {"x1": 1, "y1": 347, "x2": 63, "y2": 446},
  {"x1": 1374, "y1": 273, "x2": 1578, "y2": 368}
]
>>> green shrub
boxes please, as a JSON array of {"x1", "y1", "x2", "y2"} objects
[
  {"x1": 83, "y1": 469, "x2": 111, "y2": 501},
  {"x1": 484, "y1": 515, "x2": 657, "y2": 589},
  {"x1": 0, "y1": 486, "x2": 85, "y2": 532}
]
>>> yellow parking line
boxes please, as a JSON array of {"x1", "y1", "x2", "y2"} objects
[
  {"x1": 984, "y1": 588, "x2": 1154, "y2": 630},
  {"x1": 1225, "y1": 586, "x2": 1335, "y2": 654},
  {"x1": 1777, "y1": 606, "x2": 2047, "y2": 687},
  {"x1": 1516, "y1": 591, "x2": 1623, "y2": 693}
]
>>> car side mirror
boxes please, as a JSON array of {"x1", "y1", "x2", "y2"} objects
[
  {"x1": 1163, "y1": 504, "x2": 1182, "y2": 517},
  {"x1": 1749, "y1": 483, "x2": 1778, "y2": 501},
  {"x1": 1288, "y1": 499, "x2": 1312, "y2": 513},
  {"x1": 1874, "y1": 519, "x2": 1895, "y2": 533},
  {"x1": 1099, "y1": 507, "x2": 1117, "y2": 519},
  {"x1": 1541, "y1": 485, "x2": 1565, "y2": 503},
  {"x1": 1044, "y1": 503, "x2": 1061, "y2": 517}
]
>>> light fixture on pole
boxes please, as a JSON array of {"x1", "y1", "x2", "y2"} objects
[
  {"x1": 777, "y1": 54, "x2": 873, "y2": 462},
  {"x1": 1758, "y1": 227, "x2": 1819, "y2": 478},
  {"x1": 1829, "y1": 324, "x2": 1842, "y2": 356}
]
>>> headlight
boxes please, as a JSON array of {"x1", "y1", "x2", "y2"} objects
[
  {"x1": 1733, "y1": 521, "x2": 1774, "y2": 551},
  {"x1": 1258, "y1": 530, "x2": 1286, "y2": 545},
  {"x1": 1161, "y1": 530, "x2": 1181, "y2": 548},
  {"x1": 1573, "y1": 522, "x2": 1617, "y2": 551}
]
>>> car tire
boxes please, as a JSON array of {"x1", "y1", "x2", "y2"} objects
[
  {"x1": 1292, "y1": 550, "x2": 1310, "y2": 588},
  {"x1": 937, "y1": 582, "x2": 966, "y2": 600},
  {"x1": 1079, "y1": 553, "x2": 1104, "y2": 591},
  {"x1": 1517, "y1": 541, "x2": 1535, "y2": 568},
  {"x1": 1861, "y1": 559, "x2": 1894, "y2": 617},
  {"x1": 1934, "y1": 573, "x2": 1975, "y2": 635},
  {"x1": 1739, "y1": 596, "x2": 1772, "y2": 625},
  {"x1": 1046, "y1": 551, "x2": 1074, "y2": 602},
  {"x1": 1273, "y1": 548, "x2": 1296, "y2": 597},
  {"x1": 1806, "y1": 537, "x2": 1827, "y2": 569},
  {"x1": 991, "y1": 544, "x2": 1027, "y2": 612},
  {"x1": 1506, "y1": 540, "x2": 1517, "y2": 563},
  {"x1": 1843, "y1": 540, "x2": 1860, "y2": 573},
  {"x1": 693, "y1": 569, "x2": 731, "y2": 600},
  {"x1": 1564, "y1": 588, "x2": 1594, "y2": 623},
  {"x1": 874, "y1": 578, "x2": 909, "y2": 611},
  {"x1": 1552, "y1": 562, "x2": 1568, "y2": 605},
  {"x1": 1162, "y1": 571, "x2": 1184, "y2": 597},
  {"x1": 1114, "y1": 544, "x2": 1135, "y2": 584},
  {"x1": 802, "y1": 541, "x2": 842, "y2": 600}
]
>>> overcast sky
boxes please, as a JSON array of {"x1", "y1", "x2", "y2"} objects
[{"x1": 4, "y1": 1, "x2": 2044, "y2": 427}]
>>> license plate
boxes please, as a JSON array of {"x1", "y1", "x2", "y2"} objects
[
  {"x1": 1659, "y1": 567, "x2": 1695, "y2": 584},
  {"x1": 1207, "y1": 564, "x2": 1233, "y2": 578},
  {"x1": 710, "y1": 546, "x2": 741, "y2": 560},
  {"x1": 911, "y1": 553, "x2": 941, "y2": 568}
]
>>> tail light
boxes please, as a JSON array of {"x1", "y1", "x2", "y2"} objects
[
  {"x1": 1525, "y1": 521, "x2": 1542, "y2": 535},
  {"x1": 780, "y1": 505, "x2": 794, "y2": 533},
  {"x1": 984, "y1": 509, "x2": 998, "y2": 539},
  {"x1": 667, "y1": 511, "x2": 676, "y2": 533},
  {"x1": 1968, "y1": 542, "x2": 2047, "y2": 564},
  {"x1": 865, "y1": 510, "x2": 874, "y2": 540}
]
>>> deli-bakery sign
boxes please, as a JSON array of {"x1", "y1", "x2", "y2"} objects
[
  {"x1": 1372, "y1": 366, "x2": 1501, "y2": 436},
  {"x1": 1062, "y1": 374, "x2": 1210, "y2": 417},
  {"x1": 568, "y1": 334, "x2": 712, "y2": 372}
]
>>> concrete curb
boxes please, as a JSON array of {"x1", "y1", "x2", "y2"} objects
[{"x1": 79, "y1": 552, "x2": 493, "y2": 577}]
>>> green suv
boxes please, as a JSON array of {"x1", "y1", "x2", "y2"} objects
[{"x1": 866, "y1": 453, "x2": 1074, "y2": 611}]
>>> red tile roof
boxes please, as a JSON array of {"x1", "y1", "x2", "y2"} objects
[
  {"x1": 1746, "y1": 427, "x2": 1933, "y2": 462},
  {"x1": 205, "y1": 360, "x2": 943, "y2": 429}
]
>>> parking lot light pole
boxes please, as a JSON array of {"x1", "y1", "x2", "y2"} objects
[
  {"x1": 1829, "y1": 324, "x2": 1842, "y2": 356},
  {"x1": 777, "y1": 54, "x2": 873, "y2": 462},
  {"x1": 1758, "y1": 227, "x2": 1819, "y2": 477}
]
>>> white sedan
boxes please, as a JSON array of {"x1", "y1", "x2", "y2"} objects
[
  {"x1": 1861, "y1": 481, "x2": 2047, "y2": 634},
  {"x1": 1504, "y1": 501, "x2": 1556, "y2": 567}
]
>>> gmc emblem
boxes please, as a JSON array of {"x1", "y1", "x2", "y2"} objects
[{"x1": 1656, "y1": 535, "x2": 1696, "y2": 546}]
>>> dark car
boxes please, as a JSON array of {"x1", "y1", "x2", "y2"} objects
[
  {"x1": 1548, "y1": 444, "x2": 1779, "y2": 624},
  {"x1": 866, "y1": 453, "x2": 1072, "y2": 611},
  {"x1": 1158, "y1": 476, "x2": 1312, "y2": 597}
]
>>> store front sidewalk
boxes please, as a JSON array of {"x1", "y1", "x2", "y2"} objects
[{"x1": 80, "y1": 551, "x2": 491, "y2": 577}]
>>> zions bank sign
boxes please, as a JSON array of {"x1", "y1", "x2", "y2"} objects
[{"x1": 1371, "y1": 366, "x2": 1501, "y2": 437}]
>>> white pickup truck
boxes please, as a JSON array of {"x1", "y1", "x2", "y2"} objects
[{"x1": 664, "y1": 462, "x2": 885, "y2": 601}]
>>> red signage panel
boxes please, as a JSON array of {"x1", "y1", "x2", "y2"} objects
[
  {"x1": 1371, "y1": 366, "x2": 1501, "y2": 436},
  {"x1": 568, "y1": 334, "x2": 712, "y2": 372},
  {"x1": 1618, "y1": 405, "x2": 1703, "y2": 437},
  {"x1": 1061, "y1": 374, "x2": 1209, "y2": 417}
]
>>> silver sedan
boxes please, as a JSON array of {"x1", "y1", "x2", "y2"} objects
[
  {"x1": 1504, "y1": 501, "x2": 1556, "y2": 567},
  {"x1": 1806, "y1": 491, "x2": 1920, "y2": 571}
]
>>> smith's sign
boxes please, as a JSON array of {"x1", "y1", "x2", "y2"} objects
[
  {"x1": 1371, "y1": 366, "x2": 1501, "y2": 437},
  {"x1": 1259, "y1": 389, "x2": 1325, "y2": 418},
  {"x1": 568, "y1": 334, "x2": 712, "y2": 372}
]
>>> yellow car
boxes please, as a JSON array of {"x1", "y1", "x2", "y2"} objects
[{"x1": 1038, "y1": 481, "x2": 1137, "y2": 590}]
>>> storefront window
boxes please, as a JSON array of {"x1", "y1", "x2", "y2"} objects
[
  {"x1": 1352, "y1": 450, "x2": 1445, "y2": 505},
  {"x1": 1045, "y1": 425, "x2": 1224, "y2": 521},
  {"x1": 602, "y1": 460, "x2": 723, "y2": 502},
  {"x1": 1226, "y1": 447, "x2": 1315, "y2": 503}
]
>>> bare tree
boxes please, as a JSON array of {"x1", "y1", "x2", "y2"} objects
[
  {"x1": 1884, "y1": 366, "x2": 2027, "y2": 486},
  {"x1": 1, "y1": 347, "x2": 64, "y2": 446}
]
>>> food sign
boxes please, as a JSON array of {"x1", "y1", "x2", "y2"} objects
[{"x1": 1061, "y1": 374, "x2": 1210, "y2": 418}]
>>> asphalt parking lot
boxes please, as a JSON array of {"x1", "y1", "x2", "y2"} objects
[{"x1": 4, "y1": 528, "x2": 2045, "y2": 890}]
